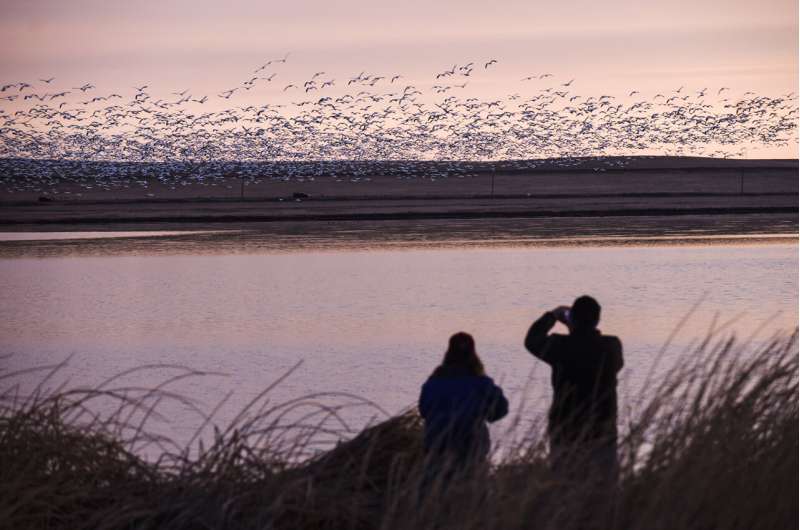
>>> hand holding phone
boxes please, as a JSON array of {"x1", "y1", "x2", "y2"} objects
[{"x1": 552, "y1": 305, "x2": 571, "y2": 325}]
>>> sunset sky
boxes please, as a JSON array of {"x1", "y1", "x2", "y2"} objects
[{"x1": 1, "y1": 0, "x2": 797, "y2": 157}]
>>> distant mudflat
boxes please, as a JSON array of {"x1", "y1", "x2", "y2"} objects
[{"x1": 0, "y1": 214, "x2": 796, "y2": 259}]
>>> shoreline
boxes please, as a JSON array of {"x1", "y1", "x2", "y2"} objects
[{"x1": 0, "y1": 213, "x2": 795, "y2": 258}]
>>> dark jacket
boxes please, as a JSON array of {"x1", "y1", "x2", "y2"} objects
[
  {"x1": 525, "y1": 312, "x2": 623, "y2": 444},
  {"x1": 419, "y1": 365, "x2": 508, "y2": 461}
]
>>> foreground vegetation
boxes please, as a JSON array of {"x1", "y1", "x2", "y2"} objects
[{"x1": 1, "y1": 332, "x2": 797, "y2": 530}]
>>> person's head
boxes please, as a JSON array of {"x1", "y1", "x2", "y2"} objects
[
  {"x1": 438, "y1": 332, "x2": 485, "y2": 376},
  {"x1": 570, "y1": 295, "x2": 601, "y2": 331}
]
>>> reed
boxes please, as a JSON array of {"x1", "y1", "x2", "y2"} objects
[{"x1": 1, "y1": 331, "x2": 796, "y2": 530}]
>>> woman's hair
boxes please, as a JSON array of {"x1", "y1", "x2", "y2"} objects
[{"x1": 432, "y1": 332, "x2": 485, "y2": 377}]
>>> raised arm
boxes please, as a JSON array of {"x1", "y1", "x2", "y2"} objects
[{"x1": 524, "y1": 311, "x2": 558, "y2": 363}]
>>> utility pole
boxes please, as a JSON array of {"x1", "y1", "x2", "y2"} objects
[{"x1": 239, "y1": 162, "x2": 245, "y2": 200}]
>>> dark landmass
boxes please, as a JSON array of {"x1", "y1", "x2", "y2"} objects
[
  {"x1": 0, "y1": 156, "x2": 795, "y2": 234},
  {"x1": 0, "y1": 155, "x2": 797, "y2": 201}
]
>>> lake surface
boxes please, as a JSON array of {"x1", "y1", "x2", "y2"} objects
[{"x1": 0, "y1": 231, "x2": 797, "y2": 455}]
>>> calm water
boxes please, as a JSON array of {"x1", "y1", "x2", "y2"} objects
[{"x1": 0, "y1": 233, "x2": 797, "y2": 454}]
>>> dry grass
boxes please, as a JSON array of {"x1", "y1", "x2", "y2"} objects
[{"x1": 1, "y1": 331, "x2": 797, "y2": 530}]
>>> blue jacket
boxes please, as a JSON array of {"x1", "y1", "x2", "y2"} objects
[{"x1": 419, "y1": 366, "x2": 509, "y2": 461}]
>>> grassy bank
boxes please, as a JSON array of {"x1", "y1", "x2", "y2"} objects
[{"x1": 1, "y1": 332, "x2": 797, "y2": 530}]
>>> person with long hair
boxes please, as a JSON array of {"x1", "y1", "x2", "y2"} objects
[{"x1": 418, "y1": 332, "x2": 508, "y2": 491}]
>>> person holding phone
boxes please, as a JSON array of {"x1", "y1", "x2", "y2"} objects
[{"x1": 524, "y1": 295, "x2": 624, "y2": 482}]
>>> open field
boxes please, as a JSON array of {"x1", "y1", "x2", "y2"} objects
[
  {"x1": 0, "y1": 193, "x2": 797, "y2": 228},
  {"x1": 1, "y1": 156, "x2": 797, "y2": 202},
  {"x1": 0, "y1": 158, "x2": 797, "y2": 231}
]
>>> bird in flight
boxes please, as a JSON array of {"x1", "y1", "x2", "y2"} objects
[
  {"x1": 39, "y1": 77, "x2": 55, "y2": 84},
  {"x1": 484, "y1": 59, "x2": 498, "y2": 69}
]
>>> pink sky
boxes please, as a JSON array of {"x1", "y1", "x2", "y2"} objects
[{"x1": 1, "y1": 0, "x2": 797, "y2": 157}]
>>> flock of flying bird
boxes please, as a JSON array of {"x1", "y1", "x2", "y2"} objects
[{"x1": 0, "y1": 54, "x2": 796, "y2": 194}]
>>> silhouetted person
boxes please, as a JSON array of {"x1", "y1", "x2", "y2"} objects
[
  {"x1": 419, "y1": 332, "x2": 509, "y2": 494},
  {"x1": 524, "y1": 296, "x2": 623, "y2": 482}
]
